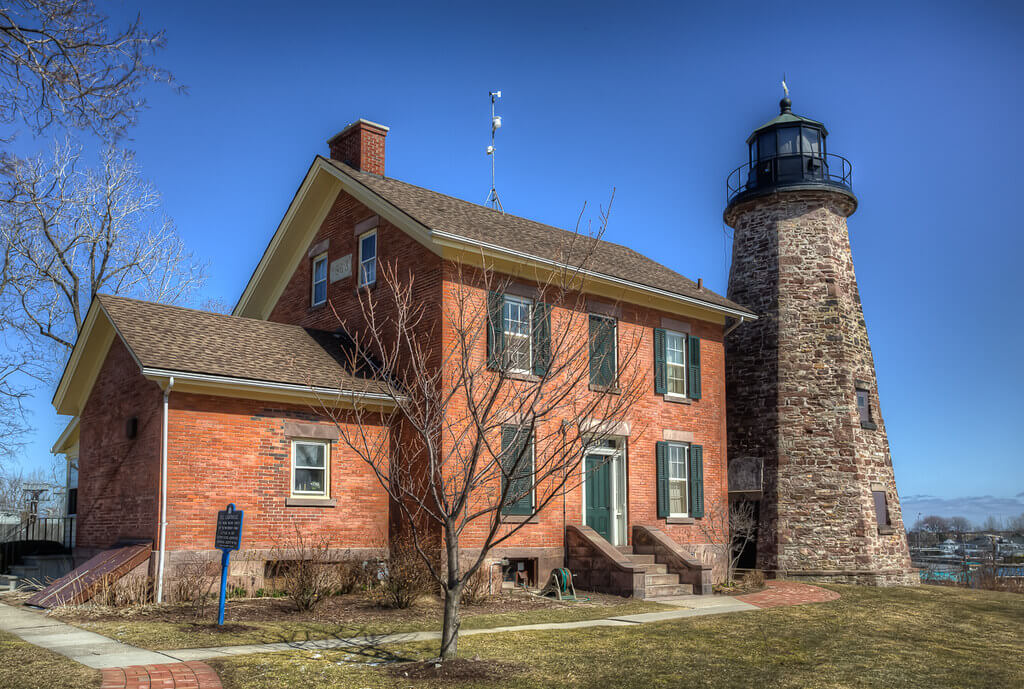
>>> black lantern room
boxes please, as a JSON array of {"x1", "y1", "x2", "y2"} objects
[{"x1": 726, "y1": 97, "x2": 855, "y2": 208}]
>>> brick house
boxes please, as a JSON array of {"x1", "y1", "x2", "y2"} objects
[{"x1": 52, "y1": 118, "x2": 756, "y2": 599}]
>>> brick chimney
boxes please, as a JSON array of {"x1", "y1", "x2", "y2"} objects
[{"x1": 327, "y1": 119, "x2": 389, "y2": 175}]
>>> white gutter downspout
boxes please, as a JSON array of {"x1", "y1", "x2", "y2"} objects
[
  {"x1": 156, "y1": 376, "x2": 174, "y2": 603},
  {"x1": 724, "y1": 315, "x2": 747, "y2": 337}
]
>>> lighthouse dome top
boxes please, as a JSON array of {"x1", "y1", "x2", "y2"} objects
[
  {"x1": 746, "y1": 98, "x2": 828, "y2": 145},
  {"x1": 726, "y1": 97, "x2": 855, "y2": 212}
]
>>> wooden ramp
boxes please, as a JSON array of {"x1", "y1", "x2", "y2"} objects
[{"x1": 24, "y1": 542, "x2": 151, "y2": 608}]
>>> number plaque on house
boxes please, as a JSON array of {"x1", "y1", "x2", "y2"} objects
[{"x1": 215, "y1": 503, "x2": 243, "y2": 626}]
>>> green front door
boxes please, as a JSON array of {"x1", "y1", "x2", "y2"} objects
[{"x1": 585, "y1": 454, "x2": 612, "y2": 541}]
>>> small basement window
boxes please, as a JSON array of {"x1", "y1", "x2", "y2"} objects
[
  {"x1": 291, "y1": 439, "x2": 329, "y2": 497},
  {"x1": 311, "y1": 253, "x2": 328, "y2": 305}
]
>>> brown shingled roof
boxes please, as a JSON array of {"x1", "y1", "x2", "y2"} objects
[
  {"x1": 323, "y1": 157, "x2": 754, "y2": 317},
  {"x1": 98, "y1": 294, "x2": 386, "y2": 394}
]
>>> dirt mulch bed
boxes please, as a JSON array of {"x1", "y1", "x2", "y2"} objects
[
  {"x1": 50, "y1": 589, "x2": 632, "y2": 627},
  {"x1": 387, "y1": 657, "x2": 524, "y2": 683}
]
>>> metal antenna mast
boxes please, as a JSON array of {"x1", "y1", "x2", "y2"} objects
[{"x1": 485, "y1": 90, "x2": 503, "y2": 212}]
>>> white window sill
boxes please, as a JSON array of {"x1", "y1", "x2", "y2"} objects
[
  {"x1": 666, "y1": 515, "x2": 693, "y2": 524},
  {"x1": 664, "y1": 393, "x2": 691, "y2": 404},
  {"x1": 286, "y1": 496, "x2": 336, "y2": 507}
]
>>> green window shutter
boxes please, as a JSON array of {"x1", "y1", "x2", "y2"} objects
[
  {"x1": 656, "y1": 441, "x2": 669, "y2": 519},
  {"x1": 501, "y1": 425, "x2": 532, "y2": 516},
  {"x1": 687, "y1": 335, "x2": 701, "y2": 400},
  {"x1": 653, "y1": 328, "x2": 667, "y2": 394},
  {"x1": 689, "y1": 444, "x2": 704, "y2": 518},
  {"x1": 486, "y1": 291, "x2": 504, "y2": 370},
  {"x1": 589, "y1": 315, "x2": 616, "y2": 387},
  {"x1": 532, "y1": 302, "x2": 551, "y2": 376}
]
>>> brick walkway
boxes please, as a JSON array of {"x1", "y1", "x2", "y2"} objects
[
  {"x1": 101, "y1": 662, "x2": 222, "y2": 689},
  {"x1": 735, "y1": 580, "x2": 841, "y2": 608}
]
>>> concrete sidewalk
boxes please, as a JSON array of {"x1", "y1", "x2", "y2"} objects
[
  {"x1": 0, "y1": 601, "x2": 179, "y2": 669},
  {"x1": 1, "y1": 593, "x2": 758, "y2": 668},
  {"x1": 161, "y1": 594, "x2": 757, "y2": 663}
]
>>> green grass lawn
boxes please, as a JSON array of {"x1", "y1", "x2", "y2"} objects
[
  {"x1": 0, "y1": 630, "x2": 101, "y2": 689},
  {"x1": 65, "y1": 596, "x2": 670, "y2": 650},
  {"x1": 208, "y1": 585, "x2": 1024, "y2": 689}
]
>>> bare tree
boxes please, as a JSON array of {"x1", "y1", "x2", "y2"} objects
[
  {"x1": 0, "y1": 140, "x2": 205, "y2": 374},
  {"x1": 949, "y1": 516, "x2": 971, "y2": 536},
  {"x1": 0, "y1": 0, "x2": 179, "y2": 140},
  {"x1": 318, "y1": 206, "x2": 648, "y2": 659},
  {"x1": 695, "y1": 499, "x2": 756, "y2": 585}
]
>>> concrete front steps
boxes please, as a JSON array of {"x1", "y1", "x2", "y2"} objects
[{"x1": 618, "y1": 548, "x2": 693, "y2": 598}]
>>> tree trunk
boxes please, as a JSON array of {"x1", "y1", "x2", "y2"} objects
[{"x1": 439, "y1": 530, "x2": 462, "y2": 660}]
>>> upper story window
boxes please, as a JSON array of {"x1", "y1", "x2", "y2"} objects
[
  {"x1": 291, "y1": 439, "x2": 329, "y2": 497},
  {"x1": 358, "y1": 230, "x2": 377, "y2": 287},
  {"x1": 486, "y1": 291, "x2": 551, "y2": 377},
  {"x1": 654, "y1": 328, "x2": 701, "y2": 400},
  {"x1": 502, "y1": 295, "x2": 533, "y2": 374},
  {"x1": 588, "y1": 314, "x2": 617, "y2": 388},
  {"x1": 311, "y1": 253, "x2": 328, "y2": 306},
  {"x1": 665, "y1": 331, "x2": 687, "y2": 396}
]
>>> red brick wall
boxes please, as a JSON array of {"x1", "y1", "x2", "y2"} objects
[
  {"x1": 441, "y1": 270, "x2": 729, "y2": 555},
  {"x1": 77, "y1": 337, "x2": 162, "y2": 550},
  {"x1": 267, "y1": 189, "x2": 443, "y2": 349},
  {"x1": 328, "y1": 122, "x2": 387, "y2": 175},
  {"x1": 164, "y1": 393, "x2": 390, "y2": 551}
]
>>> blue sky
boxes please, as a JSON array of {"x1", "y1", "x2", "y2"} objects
[{"x1": 12, "y1": 1, "x2": 1024, "y2": 520}]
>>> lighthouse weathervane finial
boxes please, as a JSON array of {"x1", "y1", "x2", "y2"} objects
[{"x1": 781, "y1": 73, "x2": 789, "y2": 98}]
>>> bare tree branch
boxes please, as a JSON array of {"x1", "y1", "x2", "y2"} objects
[{"x1": 0, "y1": 0, "x2": 181, "y2": 141}]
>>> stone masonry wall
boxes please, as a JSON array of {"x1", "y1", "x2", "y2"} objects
[{"x1": 725, "y1": 190, "x2": 915, "y2": 585}]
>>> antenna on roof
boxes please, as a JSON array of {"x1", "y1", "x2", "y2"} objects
[{"x1": 485, "y1": 90, "x2": 504, "y2": 213}]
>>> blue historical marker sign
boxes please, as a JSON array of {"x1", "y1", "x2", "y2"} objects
[{"x1": 215, "y1": 504, "x2": 243, "y2": 626}]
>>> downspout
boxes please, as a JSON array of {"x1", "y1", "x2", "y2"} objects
[
  {"x1": 723, "y1": 315, "x2": 747, "y2": 337},
  {"x1": 156, "y1": 376, "x2": 174, "y2": 603}
]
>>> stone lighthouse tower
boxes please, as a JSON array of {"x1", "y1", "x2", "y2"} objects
[{"x1": 724, "y1": 96, "x2": 916, "y2": 585}]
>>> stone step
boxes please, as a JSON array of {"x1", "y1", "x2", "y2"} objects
[
  {"x1": 645, "y1": 573, "x2": 679, "y2": 586},
  {"x1": 625, "y1": 553, "x2": 656, "y2": 564},
  {"x1": 645, "y1": 583, "x2": 694, "y2": 598},
  {"x1": 633, "y1": 544, "x2": 656, "y2": 555},
  {"x1": 640, "y1": 563, "x2": 667, "y2": 575},
  {"x1": 9, "y1": 565, "x2": 40, "y2": 580},
  {"x1": 615, "y1": 545, "x2": 634, "y2": 555}
]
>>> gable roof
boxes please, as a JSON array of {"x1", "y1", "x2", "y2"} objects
[
  {"x1": 53, "y1": 294, "x2": 389, "y2": 416},
  {"x1": 234, "y1": 156, "x2": 756, "y2": 321},
  {"x1": 322, "y1": 159, "x2": 753, "y2": 317}
]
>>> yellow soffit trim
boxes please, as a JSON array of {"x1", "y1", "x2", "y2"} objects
[
  {"x1": 51, "y1": 301, "x2": 117, "y2": 416},
  {"x1": 434, "y1": 235, "x2": 741, "y2": 325},
  {"x1": 51, "y1": 416, "x2": 80, "y2": 454},
  {"x1": 141, "y1": 368, "x2": 398, "y2": 411}
]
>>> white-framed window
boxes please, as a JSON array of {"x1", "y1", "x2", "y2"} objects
[
  {"x1": 502, "y1": 294, "x2": 532, "y2": 374},
  {"x1": 665, "y1": 331, "x2": 687, "y2": 396},
  {"x1": 358, "y1": 230, "x2": 377, "y2": 287},
  {"x1": 291, "y1": 439, "x2": 329, "y2": 497},
  {"x1": 311, "y1": 253, "x2": 328, "y2": 305},
  {"x1": 668, "y1": 442, "x2": 688, "y2": 517}
]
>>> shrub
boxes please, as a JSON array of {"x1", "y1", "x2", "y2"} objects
[
  {"x1": 92, "y1": 573, "x2": 151, "y2": 607},
  {"x1": 460, "y1": 565, "x2": 490, "y2": 606},
  {"x1": 375, "y1": 536, "x2": 433, "y2": 609},
  {"x1": 268, "y1": 530, "x2": 342, "y2": 612},
  {"x1": 741, "y1": 569, "x2": 765, "y2": 591},
  {"x1": 172, "y1": 553, "x2": 218, "y2": 617}
]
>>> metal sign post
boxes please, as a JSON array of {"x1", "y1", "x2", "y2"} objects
[{"x1": 214, "y1": 503, "x2": 243, "y2": 626}]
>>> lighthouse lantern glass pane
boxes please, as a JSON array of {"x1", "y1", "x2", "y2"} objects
[
  {"x1": 801, "y1": 127, "x2": 821, "y2": 154},
  {"x1": 758, "y1": 132, "x2": 775, "y2": 159},
  {"x1": 777, "y1": 127, "x2": 798, "y2": 155}
]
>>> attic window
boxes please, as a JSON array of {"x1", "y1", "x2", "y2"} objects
[
  {"x1": 311, "y1": 253, "x2": 328, "y2": 305},
  {"x1": 358, "y1": 230, "x2": 376, "y2": 287}
]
